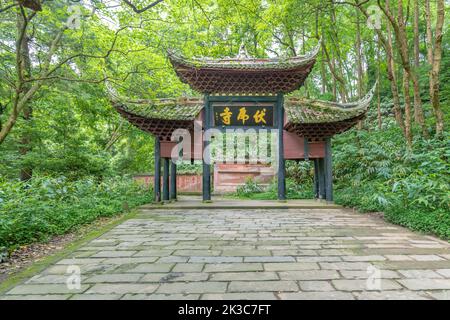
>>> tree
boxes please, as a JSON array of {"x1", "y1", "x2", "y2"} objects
[
  {"x1": 0, "y1": 0, "x2": 165, "y2": 180},
  {"x1": 377, "y1": 0, "x2": 427, "y2": 138},
  {"x1": 425, "y1": 0, "x2": 445, "y2": 135}
]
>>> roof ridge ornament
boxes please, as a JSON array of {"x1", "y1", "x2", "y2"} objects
[
  {"x1": 287, "y1": 80, "x2": 376, "y2": 113},
  {"x1": 104, "y1": 76, "x2": 121, "y2": 103},
  {"x1": 338, "y1": 80, "x2": 377, "y2": 110},
  {"x1": 237, "y1": 43, "x2": 250, "y2": 59},
  {"x1": 168, "y1": 39, "x2": 321, "y2": 64},
  {"x1": 303, "y1": 38, "x2": 321, "y2": 60},
  {"x1": 167, "y1": 40, "x2": 321, "y2": 94}
]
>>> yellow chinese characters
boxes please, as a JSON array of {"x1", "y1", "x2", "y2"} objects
[
  {"x1": 237, "y1": 107, "x2": 250, "y2": 124},
  {"x1": 253, "y1": 108, "x2": 267, "y2": 124},
  {"x1": 220, "y1": 107, "x2": 232, "y2": 125}
]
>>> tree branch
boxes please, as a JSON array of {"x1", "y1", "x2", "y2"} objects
[
  {"x1": 192, "y1": 0, "x2": 212, "y2": 25},
  {"x1": 121, "y1": 0, "x2": 164, "y2": 13},
  {"x1": 0, "y1": 1, "x2": 18, "y2": 13},
  {"x1": 24, "y1": 69, "x2": 157, "y2": 84},
  {"x1": 44, "y1": 25, "x2": 132, "y2": 77}
]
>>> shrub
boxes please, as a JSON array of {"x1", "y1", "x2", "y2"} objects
[
  {"x1": 234, "y1": 177, "x2": 314, "y2": 200},
  {"x1": 235, "y1": 178, "x2": 264, "y2": 197},
  {"x1": 0, "y1": 176, "x2": 151, "y2": 249},
  {"x1": 333, "y1": 128, "x2": 450, "y2": 240}
]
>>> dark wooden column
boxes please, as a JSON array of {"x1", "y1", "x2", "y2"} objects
[
  {"x1": 170, "y1": 160, "x2": 177, "y2": 200},
  {"x1": 313, "y1": 158, "x2": 319, "y2": 199},
  {"x1": 318, "y1": 158, "x2": 326, "y2": 199},
  {"x1": 154, "y1": 137, "x2": 161, "y2": 202},
  {"x1": 202, "y1": 94, "x2": 211, "y2": 201},
  {"x1": 304, "y1": 137, "x2": 309, "y2": 161},
  {"x1": 277, "y1": 93, "x2": 286, "y2": 200},
  {"x1": 163, "y1": 158, "x2": 170, "y2": 201},
  {"x1": 325, "y1": 137, "x2": 333, "y2": 202}
]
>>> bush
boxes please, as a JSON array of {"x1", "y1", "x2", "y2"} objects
[
  {"x1": 384, "y1": 207, "x2": 450, "y2": 240},
  {"x1": 234, "y1": 177, "x2": 314, "y2": 200},
  {"x1": 333, "y1": 128, "x2": 450, "y2": 240},
  {"x1": 235, "y1": 178, "x2": 264, "y2": 197},
  {"x1": 0, "y1": 176, "x2": 152, "y2": 249}
]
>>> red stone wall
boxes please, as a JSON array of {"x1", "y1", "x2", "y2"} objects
[
  {"x1": 213, "y1": 163, "x2": 275, "y2": 193},
  {"x1": 134, "y1": 174, "x2": 202, "y2": 193}
]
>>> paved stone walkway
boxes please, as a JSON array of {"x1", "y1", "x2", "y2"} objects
[{"x1": 2, "y1": 208, "x2": 449, "y2": 300}]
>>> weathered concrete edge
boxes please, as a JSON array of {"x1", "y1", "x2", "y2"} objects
[{"x1": 0, "y1": 210, "x2": 138, "y2": 295}]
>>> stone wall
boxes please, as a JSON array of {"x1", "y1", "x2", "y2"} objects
[
  {"x1": 134, "y1": 174, "x2": 202, "y2": 193},
  {"x1": 213, "y1": 163, "x2": 275, "y2": 193}
]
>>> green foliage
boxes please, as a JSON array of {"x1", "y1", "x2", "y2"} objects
[
  {"x1": 384, "y1": 207, "x2": 450, "y2": 240},
  {"x1": 230, "y1": 127, "x2": 449, "y2": 240},
  {"x1": 176, "y1": 162, "x2": 203, "y2": 175},
  {"x1": 0, "y1": 176, "x2": 151, "y2": 249},
  {"x1": 333, "y1": 128, "x2": 450, "y2": 240},
  {"x1": 234, "y1": 177, "x2": 314, "y2": 200},
  {"x1": 0, "y1": 0, "x2": 449, "y2": 248},
  {"x1": 0, "y1": 246, "x2": 6, "y2": 263},
  {"x1": 235, "y1": 177, "x2": 264, "y2": 197}
]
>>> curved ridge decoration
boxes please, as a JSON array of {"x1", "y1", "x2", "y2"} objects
[{"x1": 167, "y1": 41, "x2": 321, "y2": 94}]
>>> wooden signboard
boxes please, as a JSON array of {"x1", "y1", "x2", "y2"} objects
[{"x1": 212, "y1": 102, "x2": 275, "y2": 127}]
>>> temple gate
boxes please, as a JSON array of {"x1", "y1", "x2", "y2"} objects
[{"x1": 109, "y1": 43, "x2": 374, "y2": 203}]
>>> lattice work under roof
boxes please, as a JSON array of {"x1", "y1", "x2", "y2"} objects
[
  {"x1": 284, "y1": 85, "x2": 374, "y2": 141},
  {"x1": 112, "y1": 98, "x2": 203, "y2": 141},
  {"x1": 109, "y1": 83, "x2": 374, "y2": 141},
  {"x1": 168, "y1": 44, "x2": 320, "y2": 95}
]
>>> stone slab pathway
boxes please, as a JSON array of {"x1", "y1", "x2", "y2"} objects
[{"x1": 2, "y1": 208, "x2": 449, "y2": 300}]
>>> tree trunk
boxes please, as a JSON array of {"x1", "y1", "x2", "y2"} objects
[
  {"x1": 403, "y1": 72, "x2": 412, "y2": 147},
  {"x1": 17, "y1": 11, "x2": 33, "y2": 181},
  {"x1": 377, "y1": 36, "x2": 382, "y2": 130},
  {"x1": 320, "y1": 48, "x2": 327, "y2": 95},
  {"x1": 322, "y1": 41, "x2": 348, "y2": 102},
  {"x1": 332, "y1": 57, "x2": 337, "y2": 100},
  {"x1": 385, "y1": 6, "x2": 405, "y2": 134},
  {"x1": 413, "y1": 0, "x2": 420, "y2": 69},
  {"x1": 329, "y1": 4, "x2": 349, "y2": 102},
  {"x1": 0, "y1": 101, "x2": 20, "y2": 144},
  {"x1": 19, "y1": 104, "x2": 33, "y2": 181},
  {"x1": 413, "y1": 0, "x2": 427, "y2": 135},
  {"x1": 355, "y1": 2, "x2": 405, "y2": 135},
  {"x1": 355, "y1": 10, "x2": 364, "y2": 129},
  {"x1": 397, "y1": 0, "x2": 426, "y2": 136},
  {"x1": 301, "y1": 31, "x2": 310, "y2": 98},
  {"x1": 355, "y1": 12, "x2": 363, "y2": 99},
  {"x1": 425, "y1": 0, "x2": 445, "y2": 135},
  {"x1": 424, "y1": 0, "x2": 434, "y2": 64},
  {"x1": 380, "y1": 0, "x2": 427, "y2": 137}
]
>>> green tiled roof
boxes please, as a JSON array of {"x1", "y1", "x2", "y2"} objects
[
  {"x1": 285, "y1": 87, "x2": 374, "y2": 124},
  {"x1": 168, "y1": 43, "x2": 319, "y2": 71},
  {"x1": 113, "y1": 98, "x2": 203, "y2": 121},
  {"x1": 107, "y1": 81, "x2": 374, "y2": 124}
]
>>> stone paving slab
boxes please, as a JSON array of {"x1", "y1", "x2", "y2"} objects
[{"x1": 1, "y1": 207, "x2": 449, "y2": 300}]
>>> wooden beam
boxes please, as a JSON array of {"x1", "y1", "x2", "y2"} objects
[
  {"x1": 277, "y1": 94, "x2": 286, "y2": 200},
  {"x1": 154, "y1": 137, "x2": 161, "y2": 202}
]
